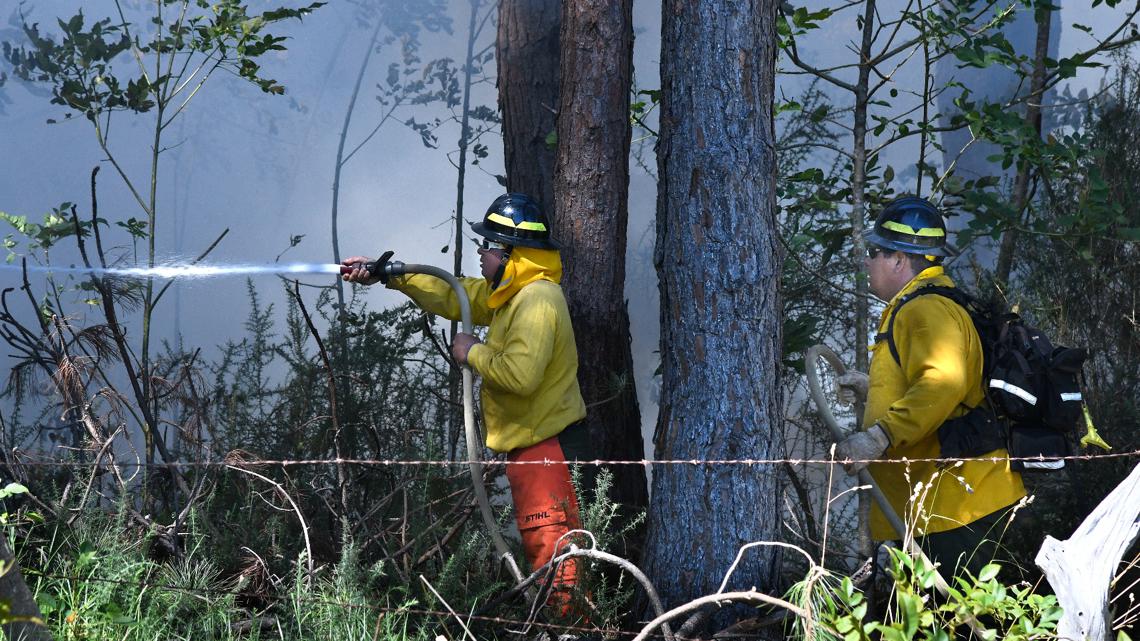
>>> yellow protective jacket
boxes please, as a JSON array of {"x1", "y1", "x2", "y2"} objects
[
  {"x1": 388, "y1": 258, "x2": 586, "y2": 453},
  {"x1": 864, "y1": 266, "x2": 1026, "y2": 539}
]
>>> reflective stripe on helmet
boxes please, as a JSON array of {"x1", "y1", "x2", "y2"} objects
[
  {"x1": 881, "y1": 220, "x2": 945, "y2": 237},
  {"x1": 487, "y1": 212, "x2": 548, "y2": 232}
]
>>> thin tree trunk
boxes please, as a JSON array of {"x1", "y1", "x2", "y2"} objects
[
  {"x1": 551, "y1": 0, "x2": 648, "y2": 529},
  {"x1": 851, "y1": 0, "x2": 878, "y2": 563},
  {"x1": 332, "y1": 19, "x2": 385, "y2": 310},
  {"x1": 497, "y1": 0, "x2": 560, "y2": 214},
  {"x1": 645, "y1": 0, "x2": 783, "y2": 622},
  {"x1": 448, "y1": 0, "x2": 484, "y2": 460},
  {"x1": 851, "y1": 0, "x2": 876, "y2": 390},
  {"x1": 994, "y1": 4, "x2": 1052, "y2": 286}
]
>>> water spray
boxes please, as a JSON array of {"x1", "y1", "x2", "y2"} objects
[{"x1": 2, "y1": 261, "x2": 347, "y2": 280}]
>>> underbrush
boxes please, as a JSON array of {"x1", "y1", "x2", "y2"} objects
[
  {"x1": 22, "y1": 510, "x2": 430, "y2": 641},
  {"x1": 15, "y1": 467, "x2": 647, "y2": 640}
]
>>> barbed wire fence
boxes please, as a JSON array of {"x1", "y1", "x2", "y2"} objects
[{"x1": 3, "y1": 448, "x2": 1138, "y2": 639}]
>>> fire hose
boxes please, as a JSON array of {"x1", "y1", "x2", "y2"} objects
[
  {"x1": 804, "y1": 344, "x2": 986, "y2": 637},
  {"x1": 350, "y1": 259, "x2": 526, "y2": 586}
]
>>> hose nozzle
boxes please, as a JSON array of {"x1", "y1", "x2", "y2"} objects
[{"x1": 339, "y1": 252, "x2": 403, "y2": 282}]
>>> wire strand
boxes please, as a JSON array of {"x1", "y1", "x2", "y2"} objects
[{"x1": 6, "y1": 449, "x2": 1138, "y2": 468}]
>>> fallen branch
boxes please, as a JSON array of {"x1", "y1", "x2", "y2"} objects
[
  {"x1": 1037, "y1": 462, "x2": 1140, "y2": 641},
  {"x1": 632, "y1": 590, "x2": 814, "y2": 641},
  {"x1": 479, "y1": 531, "x2": 674, "y2": 641}
]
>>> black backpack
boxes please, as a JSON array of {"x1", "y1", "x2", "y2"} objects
[{"x1": 877, "y1": 285, "x2": 1087, "y2": 472}]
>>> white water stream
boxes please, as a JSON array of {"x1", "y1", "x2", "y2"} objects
[{"x1": 0, "y1": 262, "x2": 345, "y2": 280}]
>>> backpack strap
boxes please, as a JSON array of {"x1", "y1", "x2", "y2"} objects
[{"x1": 874, "y1": 285, "x2": 971, "y2": 366}]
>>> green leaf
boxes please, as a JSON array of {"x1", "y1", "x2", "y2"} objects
[
  {"x1": 1116, "y1": 227, "x2": 1140, "y2": 241},
  {"x1": 899, "y1": 591, "x2": 921, "y2": 638},
  {"x1": 0, "y1": 483, "x2": 28, "y2": 500},
  {"x1": 777, "y1": 100, "x2": 803, "y2": 115},
  {"x1": 76, "y1": 541, "x2": 97, "y2": 569},
  {"x1": 977, "y1": 563, "x2": 1000, "y2": 582}
]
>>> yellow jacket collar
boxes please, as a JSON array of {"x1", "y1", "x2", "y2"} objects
[
  {"x1": 880, "y1": 266, "x2": 951, "y2": 326},
  {"x1": 487, "y1": 246, "x2": 563, "y2": 309},
  {"x1": 887, "y1": 266, "x2": 948, "y2": 306}
]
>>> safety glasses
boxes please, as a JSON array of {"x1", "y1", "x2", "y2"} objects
[
  {"x1": 479, "y1": 238, "x2": 510, "y2": 251},
  {"x1": 866, "y1": 246, "x2": 890, "y2": 259}
]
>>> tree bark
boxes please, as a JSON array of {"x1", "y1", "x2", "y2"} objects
[
  {"x1": 497, "y1": 0, "x2": 560, "y2": 214},
  {"x1": 646, "y1": 0, "x2": 783, "y2": 620},
  {"x1": 551, "y1": 0, "x2": 649, "y2": 521}
]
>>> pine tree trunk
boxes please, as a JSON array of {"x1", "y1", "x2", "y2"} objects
[
  {"x1": 551, "y1": 0, "x2": 649, "y2": 523},
  {"x1": 497, "y1": 0, "x2": 560, "y2": 214},
  {"x1": 645, "y1": 0, "x2": 783, "y2": 619}
]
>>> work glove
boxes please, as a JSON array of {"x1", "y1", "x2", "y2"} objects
[
  {"x1": 835, "y1": 423, "x2": 890, "y2": 476},
  {"x1": 836, "y1": 371, "x2": 869, "y2": 406}
]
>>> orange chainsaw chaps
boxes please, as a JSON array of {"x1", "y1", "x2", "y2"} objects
[{"x1": 506, "y1": 434, "x2": 583, "y2": 610}]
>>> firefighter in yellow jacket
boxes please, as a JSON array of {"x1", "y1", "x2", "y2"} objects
[
  {"x1": 342, "y1": 193, "x2": 587, "y2": 608},
  {"x1": 836, "y1": 196, "x2": 1026, "y2": 576}
]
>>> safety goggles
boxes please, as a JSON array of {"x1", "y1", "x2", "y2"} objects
[{"x1": 479, "y1": 238, "x2": 510, "y2": 251}]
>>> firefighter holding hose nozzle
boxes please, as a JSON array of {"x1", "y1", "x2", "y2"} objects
[{"x1": 342, "y1": 193, "x2": 590, "y2": 616}]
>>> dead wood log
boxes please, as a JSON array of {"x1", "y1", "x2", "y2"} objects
[{"x1": 1037, "y1": 462, "x2": 1140, "y2": 641}]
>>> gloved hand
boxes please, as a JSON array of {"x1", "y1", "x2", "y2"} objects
[
  {"x1": 341, "y1": 251, "x2": 395, "y2": 285},
  {"x1": 836, "y1": 371, "x2": 869, "y2": 406},
  {"x1": 835, "y1": 424, "x2": 890, "y2": 475}
]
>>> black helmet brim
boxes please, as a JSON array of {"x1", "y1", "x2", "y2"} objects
[
  {"x1": 863, "y1": 228, "x2": 958, "y2": 257},
  {"x1": 471, "y1": 221, "x2": 561, "y2": 250}
]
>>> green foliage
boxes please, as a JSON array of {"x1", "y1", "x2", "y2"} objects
[
  {"x1": 0, "y1": 204, "x2": 97, "y2": 262},
  {"x1": 23, "y1": 510, "x2": 427, "y2": 640},
  {"x1": 804, "y1": 549, "x2": 1060, "y2": 641},
  {"x1": 786, "y1": 571, "x2": 867, "y2": 641},
  {"x1": 774, "y1": 0, "x2": 1137, "y2": 255},
  {"x1": 3, "y1": 1, "x2": 324, "y2": 121},
  {"x1": 777, "y1": 5, "x2": 836, "y2": 44},
  {"x1": 569, "y1": 468, "x2": 645, "y2": 631},
  {"x1": 3, "y1": 13, "x2": 133, "y2": 118},
  {"x1": 776, "y1": 81, "x2": 850, "y2": 371}
]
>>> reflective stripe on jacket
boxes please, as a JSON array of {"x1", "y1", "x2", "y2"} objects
[
  {"x1": 864, "y1": 266, "x2": 1026, "y2": 539},
  {"x1": 389, "y1": 274, "x2": 586, "y2": 453}
]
